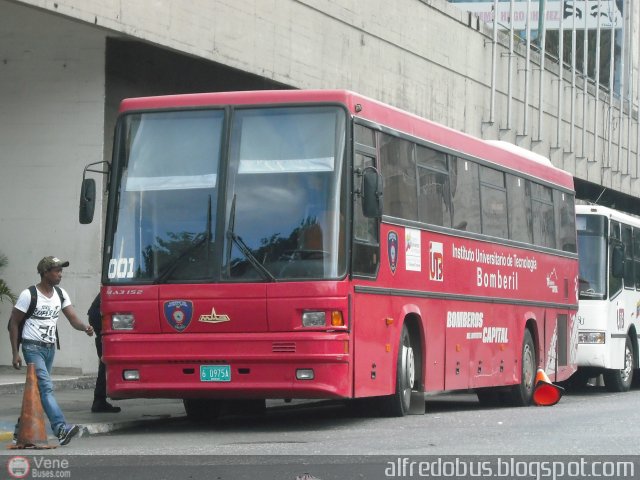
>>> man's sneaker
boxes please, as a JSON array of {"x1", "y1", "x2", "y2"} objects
[
  {"x1": 57, "y1": 424, "x2": 80, "y2": 446},
  {"x1": 91, "y1": 400, "x2": 121, "y2": 413}
]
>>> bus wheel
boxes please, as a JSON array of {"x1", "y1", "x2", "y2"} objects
[
  {"x1": 183, "y1": 399, "x2": 222, "y2": 422},
  {"x1": 508, "y1": 329, "x2": 536, "y2": 406},
  {"x1": 381, "y1": 325, "x2": 416, "y2": 417},
  {"x1": 603, "y1": 336, "x2": 634, "y2": 392}
]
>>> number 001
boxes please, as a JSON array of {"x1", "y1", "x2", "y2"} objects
[{"x1": 108, "y1": 258, "x2": 134, "y2": 279}]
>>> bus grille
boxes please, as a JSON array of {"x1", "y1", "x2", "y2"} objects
[{"x1": 272, "y1": 342, "x2": 296, "y2": 353}]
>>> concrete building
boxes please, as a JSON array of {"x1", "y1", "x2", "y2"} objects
[{"x1": 0, "y1": 0, "x2": 638, "y2": 372}]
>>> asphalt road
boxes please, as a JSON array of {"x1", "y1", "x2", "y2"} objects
[
  {"x1": 62, "y1": 387, "x2": 640, "y2": 455},
  {"x1": 3, "y1": 386, "x2": 640, "y2": 479}
]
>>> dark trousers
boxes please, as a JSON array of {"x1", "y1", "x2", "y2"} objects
[{"x1": 94, "y1": 335, "x2": 107, "y2": 400}]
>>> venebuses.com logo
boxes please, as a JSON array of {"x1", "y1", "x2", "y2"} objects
[{"x1": 6, "y1": 455, "x2": 71, "y2": 479}]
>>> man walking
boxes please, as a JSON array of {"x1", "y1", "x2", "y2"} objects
[{"x1": 8, "y1": 256, "x2": 94, "y2": 446}]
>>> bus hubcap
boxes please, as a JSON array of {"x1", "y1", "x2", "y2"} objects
[
  {"x1": 402, "y1": 344, "x2": 415, "y2": 391},
  {"x1": 523, "y1": 344, "x2": 534, "y2": 392},
  {"x1": 621, "y1": 344, "x2": 633, "y2": 383}
]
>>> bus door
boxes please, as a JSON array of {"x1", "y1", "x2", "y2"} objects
[
  {"x1": 543, "y1": 311, "x2": 570, "y2": 382},
  {"x1": 352, "y1": 144, "x2": 389, "y2": 397}
]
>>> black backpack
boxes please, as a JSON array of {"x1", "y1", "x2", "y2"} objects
[{"x1": 7, "y1": 285, "x2": 63, "y2": 349}]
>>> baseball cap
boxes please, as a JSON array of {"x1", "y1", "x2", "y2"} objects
[{"x1": 37, "y1": 256, "x2": 70, "y2": 275}]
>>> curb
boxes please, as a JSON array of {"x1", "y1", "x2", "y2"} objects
[
  {"x1": 81, "y1": 414, "x2": 183, "y2": 436},
  {"x1": 2, "y1": 415, "x2": 185, "y2": 448},
  {"x1": 0, "y1": 376, "x2": 96, "y2": 395}
]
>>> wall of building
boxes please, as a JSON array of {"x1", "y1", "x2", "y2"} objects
[
  {"x1": 0, "y1": 1, "x2": 106, "y2": 372},
  {"x1": 13, "y1": 0, "x2": 639, "y2": 193}
]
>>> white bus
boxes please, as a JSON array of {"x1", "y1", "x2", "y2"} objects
[{"x1": 575, "y1": 204, "x2": 639, "y2": 391}]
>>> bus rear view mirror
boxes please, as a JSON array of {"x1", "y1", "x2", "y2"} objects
[
  {"x1": 79, "y1": 160, "x2": 110, "y2": 225},
  {"x1": 611, "y1": 244, "x2": 624, "y2": 278},
  {"x1": 362, "y1": 167, "x2": 383, "y2": 218},
  {"x1": 79, "y1": 178, "x2": 96, "y2": 224}
]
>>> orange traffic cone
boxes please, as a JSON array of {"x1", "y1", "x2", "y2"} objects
[
  {"x1": 532, "y1": 368, "x2": 564, "y2": 406},
  {"x1": 7, "y1": 363, "x2": 56, "y2": 449}
]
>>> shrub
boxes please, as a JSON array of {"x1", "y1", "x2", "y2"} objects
[{"x1": 0, "y1": 253, "x2": 17, "y2": 304}]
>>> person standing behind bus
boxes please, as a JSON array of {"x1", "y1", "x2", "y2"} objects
[
  {"x1": 8, "y1": 256, "x2": 94, "y2": 446},
  {"x1": 88, "y1": 293, "x2": 121, "y2": 413}
]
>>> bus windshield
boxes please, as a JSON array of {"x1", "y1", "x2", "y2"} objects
[
  {"x1": 106, "y1": 105, "x2": 347, "y2": 283},
  {"x1": 223, "y1": 106, "x2": 347, "y2": 281},
  {"x1": 576, "y1": 213, "x2": 607, "y2": 299}
]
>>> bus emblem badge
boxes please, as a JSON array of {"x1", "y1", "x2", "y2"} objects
[
  {"x1": 199, "y1": 308, "x2": 231, "y2": 324},
  {"x1": 164, "y1": 300, "x2": 193, "y2": 332},
  {"x1": 388, "y1": 231, "x2": 398, "y2": 274}
]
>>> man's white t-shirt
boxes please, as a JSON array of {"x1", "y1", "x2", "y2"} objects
[{"x1": 15, "y1": 286, "x2": 72, "y2": 344}]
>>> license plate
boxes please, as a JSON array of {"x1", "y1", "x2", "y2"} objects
[{"x1": 200, "y1": 365, "x2": 231, "y2": 382}]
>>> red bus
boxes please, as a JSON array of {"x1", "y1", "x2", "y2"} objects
[{"x1": 80, "y1": 90, "x2": 578, "y2": 418}]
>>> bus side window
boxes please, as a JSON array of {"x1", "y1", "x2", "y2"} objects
[
  {"x1": 554, "y1": 190, "x2": 577, "y2": 252},
  {"x1": 621, "y1": 224, "x2": 634, "y2": 289},
  {"x1": 479, "y1": 165, "x2": 507, "y2": 238},
  {"x1": 450, "y1": 157, "x2": 480, "y2": 233},
  {"x1": 380, "y1": 134, "x2": 417, "y2": 221},
  {"x1": 609, "y1": 221, "x2": 623, "y2": 295},
  {"x1": 531, "y1": 182, "x2": 555, "y2": 249},
  {"x1": 416, "y1": 145, "x2": 451, "y2": 228},
  {"x1": 506, "y1": 174, "x2": 533, "y2": 243},
  {"x1": 633, "y1": 228, "x2": 640, "y2": 290}
]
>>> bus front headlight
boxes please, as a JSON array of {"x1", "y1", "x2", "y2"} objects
[
  {"x1": 302, "y1": 311, "x2": 325, "y2": 327},
  {"x1": 578, "y1": 331, "x2": 605, "y2": 344},
  {"x1": 112, "y1": 313, "x2": 135, "y2": 330}
]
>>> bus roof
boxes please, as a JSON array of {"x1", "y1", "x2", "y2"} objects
[
  {"x1": 119, "y1": 89, "x2": 574, "y2": 191},
  {"x1": 576, "y1": 204, "x2": 640, "y2": 226}
]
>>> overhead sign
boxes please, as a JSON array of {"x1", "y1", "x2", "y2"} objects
[{"x1": 453, "y1": 0, "x2": 623, "y2": 30}]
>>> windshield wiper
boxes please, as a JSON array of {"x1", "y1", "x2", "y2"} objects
[
  {"x1": 155, "y1": 232, "x2": 207, "y2": 283},
  {"x1": 155, "y1": 195, "x2": 213, "y2": 283},
  {"x1": 226, "y1": 194, "x2": 276, "y2": 282}
]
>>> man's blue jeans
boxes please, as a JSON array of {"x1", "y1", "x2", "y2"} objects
[{"x1": 15, "y1": 342, "x2": 67, "y2": 436}]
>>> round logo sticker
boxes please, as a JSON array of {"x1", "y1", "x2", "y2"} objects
[{"x1": 7, "y1": 456, "x2": 30, "y2": 479}]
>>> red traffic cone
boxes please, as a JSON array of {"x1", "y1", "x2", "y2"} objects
[
  {"x1": 8, "y1": 363, "x2": 56, "y2": 449},
  {"x1": 532, "y1": 368, "x2": 564, "y2": 406}
]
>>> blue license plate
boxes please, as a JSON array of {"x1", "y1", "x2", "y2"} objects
[{"x1": 200, "y1": 365, "x2": 231, "y2": 382}]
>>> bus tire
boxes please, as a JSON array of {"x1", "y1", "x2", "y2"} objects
[
  {"x1": 508, "y1": 329, "x2": 536, "y2": 406},
  {"x1": 381, "y1": 325, "x2": 416, "y2": 417},
  {"x1": 183, "y1": 399, "x2": 222, "y2": 422},
  {"x1": 603, "y1": 336, "x2": 634, "y2": 392}
]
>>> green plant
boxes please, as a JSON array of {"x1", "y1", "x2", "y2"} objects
[{"x1": 0, "y1": 253, "x2": 17, "y2": 304}]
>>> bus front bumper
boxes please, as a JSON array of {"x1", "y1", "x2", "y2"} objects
[
  {"x1": 102, "y1": 332, "x2": 352, "y2": 400},
  {"x1": 576, "y1": 334, "x2": 625, "y2": 370}
]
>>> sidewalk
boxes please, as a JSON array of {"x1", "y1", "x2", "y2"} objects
[{"x1": 0, "y1": 366, "x2": 185, "y2": 445}]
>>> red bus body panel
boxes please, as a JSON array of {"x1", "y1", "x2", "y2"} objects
[{"x1": 103, "y1": 281, "x2": 353, "y2": 399}]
